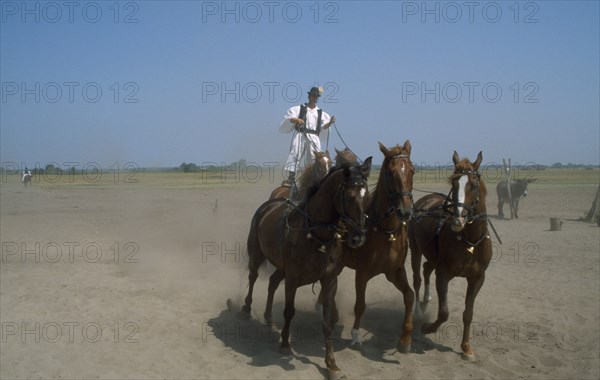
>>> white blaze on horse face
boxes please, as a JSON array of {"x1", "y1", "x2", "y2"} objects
[
  {"x1": 360, "y1": 187, "x2": 367, "y2": 198},
  {"x1": 400, "y1": 162, "x2": 405, "y2": 174},
  {"x1": 457, "y1": 175, "x2": 468, "y2": 218}
]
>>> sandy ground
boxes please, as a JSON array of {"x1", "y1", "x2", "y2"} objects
[{"x1": 1, "y1": 170, "x2": 599, "y2": 379}]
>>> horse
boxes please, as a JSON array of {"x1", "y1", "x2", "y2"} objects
[
  {"x1": 269, "y1": 150, "x2": 332, "y2": 200},
  {"x1": 334, "y1": 147, "x2": 359, "y2": 168},
  {"x1": 408, "y1": 151, "x2": 492, "y2": 361},
  {"x1": 242, "y1": 159, "x2": 372, "y2": 380},
  {"x1": 318, "y1": 140, "x2": 416, "y2": 353}
]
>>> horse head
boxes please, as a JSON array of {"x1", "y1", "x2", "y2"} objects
[
  {"x1": 378, "y1": 140, "x2": 414, "y2": 220},
  {"x1": 313, "y1": 150, "x2": 332, "y2": 180},
  {"x1": 335, "y1": 157, "x2": 372, "y2": 249},
  {"x1": 334, "y1": 147, "x2": 359, "y2": 169},
  {"x1": 449, "y1": 151, "x2": 486, "y2": 232}
]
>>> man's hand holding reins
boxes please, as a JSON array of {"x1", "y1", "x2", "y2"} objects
[{"x1": 324, "y1": 115, "x2": 336, "y2": 129}]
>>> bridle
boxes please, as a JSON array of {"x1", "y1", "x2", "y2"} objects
[
  {"x1": 383, "y1": 153, "x2": 414, "y2": 219},
  {"x1": 412, "y1": 166, "x2": 502, "y2": 250},
  {"x1": 335, "y1": 176, "x2": 368, "y2": 238},
  {"x1": 446, "y1": 168, "x2": 484, "y2": 223},
  {"x1": 367, "y1": 152, "x2": 414, "y2": 240},
  {"x1": 287, "y1": 171, "x2": 368, "y2": 251}
]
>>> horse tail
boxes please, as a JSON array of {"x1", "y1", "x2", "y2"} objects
[
  {"x1": 247, "y1": 199, "x2": 283, "y2": 273},
  {"x1": 247, "y1": 206, "x2": 266, "y2": 274}
]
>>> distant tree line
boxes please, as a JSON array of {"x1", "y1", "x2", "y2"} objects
[{"x1": 179, "y1": 160, "x2": 249, "y2": 173}]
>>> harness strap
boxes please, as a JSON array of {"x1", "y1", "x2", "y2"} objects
[{"x1": 297, "y1": 104, "x2": 322, "y2": 135}]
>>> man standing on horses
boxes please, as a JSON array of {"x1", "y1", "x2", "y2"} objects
[{"x1": 279, "y1": 86, "x2": 336, "y2": 186}]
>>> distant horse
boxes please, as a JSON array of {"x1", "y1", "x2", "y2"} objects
[
  {"x1": 242, "y1": 159, "x2": 372, "y2": 380},
  {"x1": 22, "y1": 173, "x2": 32, "y2": 187},
  {"x1": 409, "y1": 151, "x2": 492, "y2": 360},
  {"x1": 269, "y1": 150, "x2": 332, "y2": 200},
  {"x1": 318, "y1": 141, "x2": 415, "y2": 352},
  {"x1": 496, "y1": 178, "x2": 536, "y2": 219},
  {"x1": 334, "y1": 147, "x2": 359, "y2": 168}
]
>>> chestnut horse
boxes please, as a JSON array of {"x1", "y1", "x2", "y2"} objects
[
  {"x1": 269, "y1": 150, "x2": 332, "y2": 200},
  {"x1": 408, "y1": 151, "x2": 492, "y2": 360},
  {"x1": 242, "y1": 160, "x2": 372, "y2": 380},
  {"x1": 320, "y1": 141, "x2": 415, "y2": 352}
]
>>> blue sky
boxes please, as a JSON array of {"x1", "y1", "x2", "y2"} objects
[{"x1": 1, "y1": 0, "x2": 599, "y2": 169}]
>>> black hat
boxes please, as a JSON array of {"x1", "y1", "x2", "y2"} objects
[{"x1": 307, "y1": 86, "x2": 324, "y2": 97}]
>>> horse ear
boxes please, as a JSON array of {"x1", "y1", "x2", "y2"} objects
[
  {"x1": 452, "y1": 151, "x2": 460, "y2": 166},
  {"x1": 361, "y1": 156, "x2": 373, "y2": 179},
  {"x1": 473, "y1": 151, "x2": 483, "y2": 171},
  {"x1": 403, "y1": 140, "x2": 411, "y2": 157},
  {"x1": 335, "y1": 147, "x2": 342, "y2": 155},
  {"x1": 378, "y1": 141, "x2": 389, "y2": 156}
]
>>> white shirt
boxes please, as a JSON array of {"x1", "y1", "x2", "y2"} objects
[{"x1": 279, "y1": 104, "x2": 332, "y2": 134}]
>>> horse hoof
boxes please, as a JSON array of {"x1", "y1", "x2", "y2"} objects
[
  {"x1": 397, "y1": 342, "x2": 411, "y2": 354},
  {"x1": 236, "y1": 306, "x2": 251, "y2": 320},
  {"x1": 421, "y1": 323, "x2": 435, "y2": 334},
  {"x1": 350, "y1": 329, "x2": 363, "y2": 346},
  {"x1": 279, "y1": 346, "x2": 293, "y2": 356},
  {"x1": 329, "y1": 369, "x2": 347, "y2": 380},
  {"x1": 263, "y1": 316, "x2": 274, "y2": 326},
  {"x1": 461, "y1": 352, "x2": 477, "y2": 362}
]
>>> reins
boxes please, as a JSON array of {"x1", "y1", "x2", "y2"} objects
[
  {"x1": 329, "y1": 123, "x2": 362, "y2": 164},
  {"x1": 284, "y1": 170, "x2": 367, "y2": 252}
]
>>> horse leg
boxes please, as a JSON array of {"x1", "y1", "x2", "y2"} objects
[
  {"x1": 240, "y1": 241, "x2": 266, "y2": 319},
  {"x1": 321, "y1": 275, "x2": 343, "y2": 379},
  {"x1": 315, "y1": 289, "x2": 323, "y2": 314},
  {"x1": 385, "y1": 267, "x2": 415, "y2": 353},
  {"x1": 514, "y1": 200, "x2": 520, "y2": 219},
  {"x1": 264, "y1": 269, "x2": 285, "y2": 325},
  {"x1": 461, "y1": 274, "x2": 485, "y2": 361},
  {"x1": 280, "y1": 277, "x2": 298, "y2": 353},
  {"x1": 422, "y1": 269, "x2": 449, "y2": 334},
  {"x1": 497, "y1": 199, "x2": 504, "y2": 218},
  {"x1": 423, "y1": 260, "x2": 435, "y2": 304},
  {"x1": 410, "y1": 243, "x2": 423, "y2": 314},
  {"x1": 509, "y1": 199, "x2": 515, "y2": 219},
  {"x1": 350, "y1": 270, "x2": 370, "y2": 346}
]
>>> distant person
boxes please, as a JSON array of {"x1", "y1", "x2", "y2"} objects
[
  {"x1": 279, "y1": 86, "x2": 336, "y2": 186},
  {"x1": 22, "y1": 167, "x2": 31, "y2": 183}
]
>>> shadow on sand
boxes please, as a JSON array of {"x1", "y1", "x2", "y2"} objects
[
  {"x1": 205, "y1": 299, "x2": 457, "y2": 376},
  {"x1": 205, "y1": 300, "x2": 348, "y2": 378},
  {"x1": 339, "y1": 303, "x2": 456, "y2": 361}
]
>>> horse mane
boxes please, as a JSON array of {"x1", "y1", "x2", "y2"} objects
[{"x1": 304, "y1": 166, "x2": 341, "y2": 203}]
